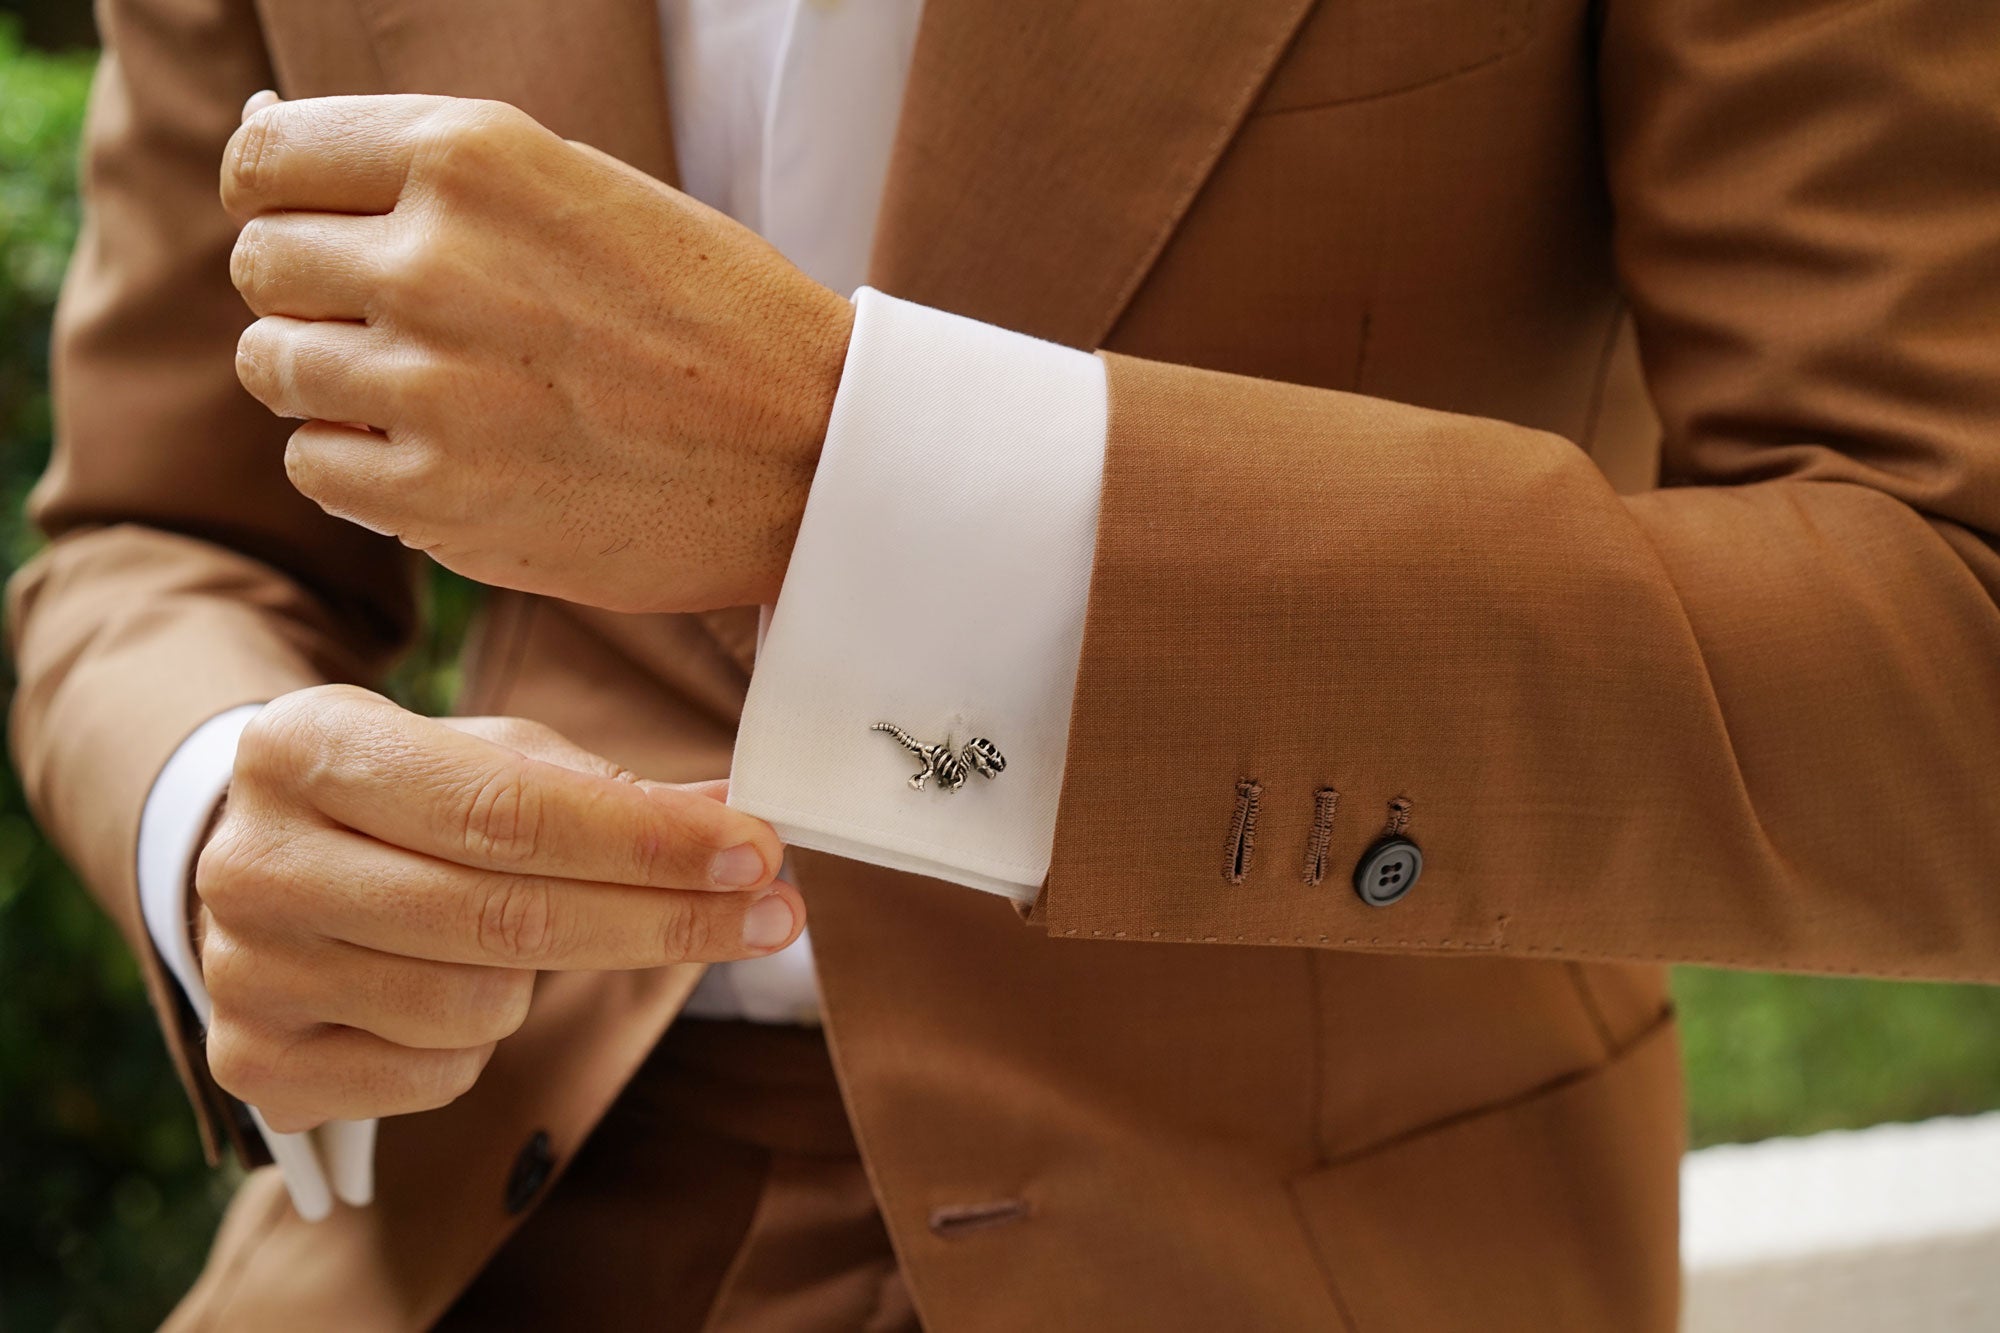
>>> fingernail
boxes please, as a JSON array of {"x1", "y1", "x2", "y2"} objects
[
  {"x1": 740, "y1": 893, "x2": 795, "y2": 950},
  {"x1": 242, "y1": 90, "x2": 280, "y2": 120},
  {"x1": 709, "y1": 843, "x2": 767, "y2": 888}
]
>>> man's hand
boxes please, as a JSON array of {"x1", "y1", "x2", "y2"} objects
[
  {"x1": 194, "y1": 685, "x2": 801, "y2": 1133},
  {"x1": 222, "y1": 93, "x2": 854, "y2": 614}
]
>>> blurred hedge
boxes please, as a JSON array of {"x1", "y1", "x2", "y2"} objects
[
  {"x1": 1, "y1": 21, "x2": 1997, "y2": 1333},
  {"x1": 0, "y1": 28, "x2": 234, "y2": 1333}
]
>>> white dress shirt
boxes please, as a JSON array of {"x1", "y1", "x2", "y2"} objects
[{"x1": 136, "y1": 0, "x2": 1107, "y2": 1216}]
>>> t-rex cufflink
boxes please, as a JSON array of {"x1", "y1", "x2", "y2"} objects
[{"x1": 872, "y1": 723, "x2": 1006, "y2": 793}]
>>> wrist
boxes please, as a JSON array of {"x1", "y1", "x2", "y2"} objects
[
  {"x1": 751, "y1": 287, "x2": 855, "y2": 605},
  {"x1": 793, "y1": 288, "x2": 856, "y2": 466}
]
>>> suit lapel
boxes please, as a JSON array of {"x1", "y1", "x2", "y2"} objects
[
  {"x1": 868, "y1": 0, "x2": 1318, "y2": 350},
  {"x1": 354, "y1": 0, "x2": 678, "y2": 187}
]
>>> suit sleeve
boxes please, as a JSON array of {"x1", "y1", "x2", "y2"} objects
[
  {"x1": 4, "y1": 0, "x2": 415, "y2": 1160},
  {"x1": 1038, "y1": 0, "x2": 2000, "y2": 983}
]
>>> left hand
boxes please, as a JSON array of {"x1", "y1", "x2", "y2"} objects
[{"x1": 223, "y1": 93, "x2": 854, "y2": 613}]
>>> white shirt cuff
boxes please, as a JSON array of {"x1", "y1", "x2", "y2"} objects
[
  {"x1": 137, "y1": 703, "x2": 371, "y2": 1220},
  {"x1": 729, "y1": 288, "x2": 1108, "y2": 902},
  {"x1": 138, "y1": 704, "x2": 261, "y2": 1021}
]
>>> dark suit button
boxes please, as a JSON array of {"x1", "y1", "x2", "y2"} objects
[
  {"x1": 1353, "y1": 838, "x2": 1421, "y2": 906},
  {"x1": 504, "y1": 1130, "x2": 555, "y2": 1214}
]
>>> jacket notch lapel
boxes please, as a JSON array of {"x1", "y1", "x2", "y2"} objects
[{"x1": 868, "y1": 0, "x2": 1319, "y2": 350}]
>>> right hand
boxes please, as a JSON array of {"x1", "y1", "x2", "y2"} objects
[{"x1": 193, "y1": 684, "x2": 800, "y2": 1133}]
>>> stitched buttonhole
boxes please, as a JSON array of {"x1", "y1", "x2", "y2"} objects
[
  {"x1": 1224, "y1": 779, "x2": 1263, "y2": 884},
  {"x1": 1303, "y1": 786, "x2": 1339, "y2": 885},
  {"x1": 1385, "y1": 796, "x2": 1412, "y2": 838}
]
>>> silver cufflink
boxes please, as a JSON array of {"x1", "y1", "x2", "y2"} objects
[{"x1": 873, "y1": 723, "x2": 1006, "y2": 793}]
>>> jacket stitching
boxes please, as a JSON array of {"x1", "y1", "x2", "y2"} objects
[
  {"x1": 1224, "y1": 779, "x2": 1263, "y2": 884},
  {"x1": 1302, "y1": 786, "x2": 1339, "y2": 885},
  {"x1": 1384, "y1": 796, "x2": 1412, "y2": 838}
]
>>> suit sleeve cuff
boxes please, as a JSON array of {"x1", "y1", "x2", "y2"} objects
[{"x1": 729, "y1": 287, "x2": 1108, "y2": 902}]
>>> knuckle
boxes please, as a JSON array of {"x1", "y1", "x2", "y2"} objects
[
  {"x1": 281, "y1": 427, "x2": 327, "y2": 499},
  {"x1": 225, "y1": 112, "x2": 278, "y2": 209},
  {"x1": 459, "y1": 100, "x2": 531, "y2": 146},
  {"x1": 452, "y1": 715, "x2": 560, "y2": 759},
  {"x1": 394, "y1": 1045, "x2": 490, "y2": 1117},
  {"x1": 235, "y1": 323, "x2": 276, "y2": 399},
  {"x1": 196, "y1": 926, "x2": 251, "y2": 1002},
  {"x1": 230, "y1": 222, "x2": 267, "y2": 301},
  {"x1": 628, "y1": 820, "x2": 668, "y2": 886},
  {"x1": 485, "y1": 717, "x2": 552, "y2": 749},
  {"x1": 458, "y1": 769, "x2": 543, "y2": 866},
  {"x1": 206, "y1": 1021, "x2": 279, "y2": 1105},
  {"x1": 194, "y1": 825, "x2": 268, "y2": 919},
  {"x1": 493, "y1": 971, "x2": 535, "y2": 1038},
  {"x1": 473, "y1": 876, "x2": 559, "y2": 964},
  {"x1": 392, "y1": 341, "x2": 438, "y2": 394},
  {"x1": 431, "y1": 1045, "x2": 491, "y2": 1107},
  {"x1": 418, "y1": 110, "x2": 501, "y2": 185},
  {"x1": 235, "y1": 701, "x2": 300, "y2": 780},
  {"x1": 237, "y1": 693, "x2": 329, "y2": 792},
  {"x1": 403, "y1": 442, "x2": 470, "y2": 516},
  {"x1": 378, "y1": 234, "x2": 443, "y2": 314},
  {"x1": 387, "y1": 356, "x2": 449, "y2": 428},
  {"x1": 412, "y1": 101, "x2": 541, "y2": 197},
  {"x1": 306, "y1": 682, "x2": 381, "y2": 711},
  {"x1": 464, "y1": 974, "x2": 532, "y2": 1044},
  {"x1": 286, "y1": 330, "x2": 331, "y2": 382},
  {"x1": 657, "y1": 903, "x2": 713, "y2": 962},
  {"x1": 238, "y1": 686, "x2": 398, "y2": 812},
  {"x1": 192, "y1": 825, "x2": 241, "y2": 904},
  {"x1": 395, "y1": 526, "x2": 448, "y2": 557}
]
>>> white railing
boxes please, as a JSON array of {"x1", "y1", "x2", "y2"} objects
[{"x1": 1682, "y1": 1111, "x2": 2000, "y2": 1331}]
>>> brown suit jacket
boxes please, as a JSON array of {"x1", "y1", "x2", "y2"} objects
[{"x1": 12, "y1": 0, "x2": 2000, "y2": 1327}]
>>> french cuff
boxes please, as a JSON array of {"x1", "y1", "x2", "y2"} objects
[
  {"x1": 729, "y1": 287, "x2": 1108, "y2": 903},
  {"x1": 139, "y1": 703, "x2": 262, "y2": 1017},
  {"x1": 136, "y1": 702, "x2": 372, "y2": 1220}
]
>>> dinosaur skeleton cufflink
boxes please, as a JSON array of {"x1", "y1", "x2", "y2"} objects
[{"x1": 873, "y1": 723, "x2": 1006, "y2": 793}]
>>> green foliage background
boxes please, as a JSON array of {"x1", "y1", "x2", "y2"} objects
[
  {"x1": 0, "y1": 24, "x2": 474, "y2": 1331},
  {"x1": 0, "y1": 22, "x2": 1995, "y2": 1333}
]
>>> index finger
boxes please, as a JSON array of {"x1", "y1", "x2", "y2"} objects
[
  {"x1": 221, "y1": 94, "x2": 452, "y2": 222},
  {"x1": 256, "y1": 691, "x2": 784, "y2": 891}
]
